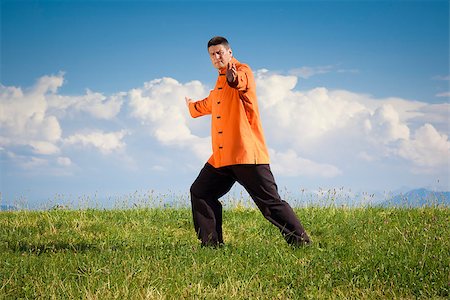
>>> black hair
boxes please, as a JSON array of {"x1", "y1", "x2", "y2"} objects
[{"x1": 207, "y1": 36, "x2": 230, "y2": 49}]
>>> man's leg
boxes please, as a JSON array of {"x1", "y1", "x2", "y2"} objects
[
  {"x1": 190, "y1": 163, "x2": 235, "y2": 246},
  {"x1": 231, "y1": 164, "x2": 311, "y2": 246}
]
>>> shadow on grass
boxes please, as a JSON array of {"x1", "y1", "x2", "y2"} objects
[
  {"x1": 7, "y1": 241, "x2": 101, "y2": 254},
  {"x1": 5, "y1": 239, "x2": 199, "y2": 255}
]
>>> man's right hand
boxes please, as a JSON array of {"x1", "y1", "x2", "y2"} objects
[{"x1": 226, "y1": 62, "x2": 237, "y2": 85}]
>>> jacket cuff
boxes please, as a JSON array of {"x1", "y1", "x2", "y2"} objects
[{"x1": 188, "y1": 102, "x2": 200, "y2": 118}]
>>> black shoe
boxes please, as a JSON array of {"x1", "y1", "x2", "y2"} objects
[
  {"x1": 288, "y1": 233, "x2": 312, "y2": 248},
  {"x1": 285, "y1": 232, "x2": 311, "y2": 246},
  {"x1": 201, "y1": 241, "x2": 224, "y2": 249}
]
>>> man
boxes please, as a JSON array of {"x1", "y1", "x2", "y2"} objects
[{"x1": 185, "y1": 36, "x2": 310, "y2": 247}]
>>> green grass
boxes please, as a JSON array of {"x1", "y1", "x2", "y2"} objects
[{"x1": 1, "y1": 206, "x2": 449, "y2": 299}]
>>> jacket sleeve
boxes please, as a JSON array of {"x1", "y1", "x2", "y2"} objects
[
  {"x1": 227, "y1": 64, "x2": 251, "y2": 92},
  {"x1": 188, "y1": 96, "x2": 212, "y2": 118}
]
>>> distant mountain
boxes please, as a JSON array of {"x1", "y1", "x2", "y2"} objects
[
  {"x1": 378, "y1": 188, "x2": 450, "y2": 207},
  {"x1": 1, "y1": 204, "x2": 18, "y2": 211}
]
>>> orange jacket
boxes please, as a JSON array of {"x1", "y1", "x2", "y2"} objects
[{"x1": 188, "y1": 57, "x2": 270, "y2": 168}]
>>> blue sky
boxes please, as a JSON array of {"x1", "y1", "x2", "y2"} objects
[{"x1": 1, "y1": 0, "x2": 449, "y2": 208}]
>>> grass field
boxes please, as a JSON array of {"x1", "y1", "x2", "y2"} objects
[{"x1": 1, "y1": 205, "x2": 449, "y2": 299}]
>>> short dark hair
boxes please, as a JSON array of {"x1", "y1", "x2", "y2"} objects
[{"x1": 207, "y1": 36, "x2": 230, "y2": 49}]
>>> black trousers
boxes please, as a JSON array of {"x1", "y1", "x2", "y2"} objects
[{"x1": 190, "y1": 163, "x2": 310, "y2": 246}]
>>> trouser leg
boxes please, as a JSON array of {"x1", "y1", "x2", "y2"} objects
[
  {"x1": 190, "y1": 163, "x2": 235, "y2": 245},
  {"x1": 231, "y1": 164, "x2": 311, "y2": 246}
]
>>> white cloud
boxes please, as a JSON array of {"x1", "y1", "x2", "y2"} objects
[
  {"x1": 357, "y1": 151, "x2": 376, "y2": 162},
  {"x1": 256, "y1": 69, "x2": 298, "y2": 109},
  {"x1": 365, "y1": 104, "x2": 410, "y2": 144},
  {"x1": 29, "y1": 141, "x2": 61, "y2": 155},
  {"x1": 47, "y1": 90, "x2": 124, "y2": 119},
  {"x1": 0, "y1": 75, "x2": 63, "y2": 154},
  {"x1": 435, "y1": 92, "x2": 450, "y2": 98},
  {"x1": 151, "y1": 165, "x2": 166, "y2": 172},
  {"x1": 357, "y1": 95, "x2": 426, "y2": 122},
  {"x1": 4, "y1": 150, "x2": 49, "y2": 170},
  {"x1": 64, "y1": 130, "x2": 128, "y2": 154},
  {"x1": 255, "y1": 71, "x2": 449, "y2": 174},
  {"x1": 57, "y1": 156, "x2": 72, "y2": 167},
  {"x1": 413, "y1": 103, "x2": 450, "y2": 129},
  {"x1": 21, "y1": 157, "x2": 49, "y2": 169},
  {"x1": 288, "y1": 65, "x2": 359, "y2": 79},
  {"x1": 289, "y1": 65, "x2": 334, "y2": 79},
  {"x1": 0, "y1": 73, "x2": 124, "y2": 161},
  {"x1": 270, "y1": 149, "x2": 342, "y2": 178},
  {"x1": 398, "y1": 124, "x2": 450, "y2": 171},
  {"x1": 337, "y1": 68, "x2": 359, "y2": 74},
  {"x1": 128, "y1": 77, "x2": 211, "y2": 161},
  {"x1": 2, "y1": 71, "x2": 448, "y2": 183},
  {"x1": 256, "y1": 71, "x2": 367, "y2": 145},
  {"x1": 123, "y1": 71, "x2": 449, "y2": 177},
  {"x1": 433, "y1": 75, "x2": 450, "y2": 81},
  {"x1": 32, "y1": 73, "x2": 65, "y2": 94}
]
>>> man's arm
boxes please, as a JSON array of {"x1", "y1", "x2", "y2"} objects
[{"x1": 185, "y1": 96, "x2": 212, "y2": 118}]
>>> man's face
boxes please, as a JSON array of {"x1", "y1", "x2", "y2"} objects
[{"x1": 208, "y1": 44, "x2": 232, "y2": 69}]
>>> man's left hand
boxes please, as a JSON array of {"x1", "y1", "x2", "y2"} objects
[{"x1": 185, "y1": 96, "x2": 193, "y2": 108}]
